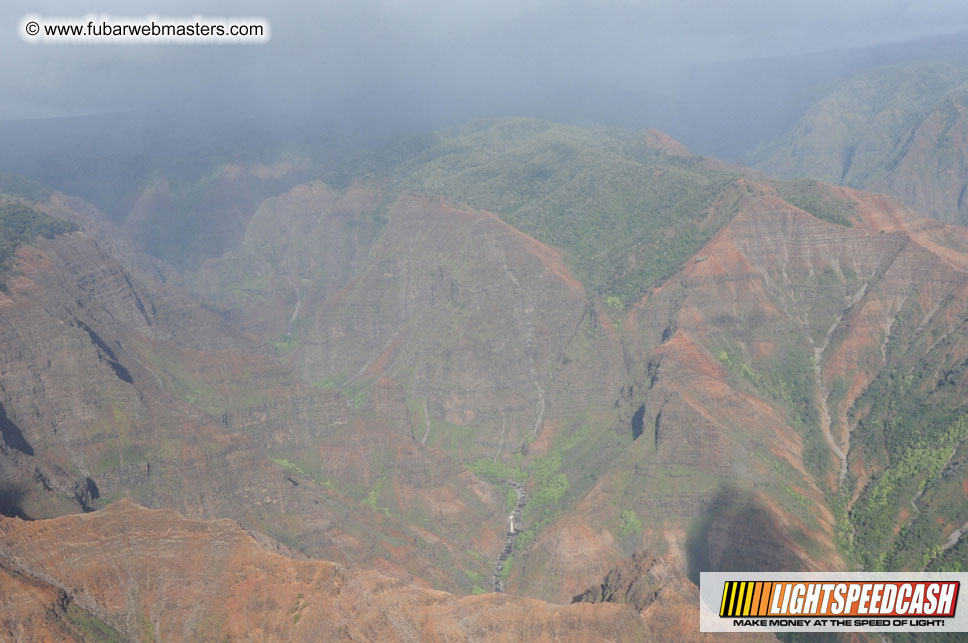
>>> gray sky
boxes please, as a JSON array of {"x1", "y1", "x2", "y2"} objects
[{"x1": 3, "y1": 0, "x2": 968, "y2": 120}]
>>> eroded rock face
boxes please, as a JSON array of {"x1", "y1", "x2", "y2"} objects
[
  {"x1": 0, "y1": 500, "x2": 648, "y2": 642},
  {"x1": 199, "y1": 186, "x2": 605, "y2": 453},
  {"x1": 295, "y1": 194, "x2": 591, "y2": 449},
  {"x1": 0, "y1": 210, "x2": 506, "y2": 596}
]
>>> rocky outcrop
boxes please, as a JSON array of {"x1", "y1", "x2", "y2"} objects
[{"x1": 576, "y1": 550, "x2": 775, "y2": 642}]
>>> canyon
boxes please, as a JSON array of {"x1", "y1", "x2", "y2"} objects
[{"x1": 1, "y1": 119, "x2": 966, "y2": 640}]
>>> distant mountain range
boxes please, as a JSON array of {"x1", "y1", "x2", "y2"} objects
[{"x1": 755, "y1": 61, "x2": 968, "y2": 226}]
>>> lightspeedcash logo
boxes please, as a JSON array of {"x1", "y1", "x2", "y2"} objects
[
  {"x1": 719, "y1": 580, "x2": 957, "y2": 618},
  {"x1": 701, "y1": 572, "x2": 966, "y2": 633}
]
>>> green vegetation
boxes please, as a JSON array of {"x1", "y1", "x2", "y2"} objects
[
  {"x1": 0, "y1": 172, "x2": 54, "y2": 202},
  {"x1": 527, "y1": 451, "x2": 570, "y2": 515},
  {"x1": 843, "y1": 308, "x2": 968, "y2": 571},
  {"x1": 466, "y1": 549, "x2": 487, "y2": 564},
  {"x1": 135, "y1": 341, "x2": 271, "y2": 417},
  {"x1": 419, "y1": 416, "x2": 483, "y2": 454},
  {"x1": 717, "y1": 345, "x2": 829, "y2": 479},
  {"x1": 289, "y1": 594, "x2": 309, "y2": 624},
  {"x1": 65, "y1": 601, "x2": 123, "y2": 642},
  {"x1": 618, "y1": 509, "x2": 642, "y2": 539},
  {"x1": 95, "y1": 449, "x2": 122, "y2": 475},
  {"x1": 826, "y1": 487, "x2": 856, "y2": 563},
  {"x1": 139, "y1": 612, "x2": 157, "y2": 641},
  {"x1": 468, "y1": 458, "x2": 526, "y2": 484},
  {"x1": 531, "y1": 473, "x2": 569, "y2": 512},
  {"x1": 555, "y1": 422, "x2": 593, "y2": 454},
  {"x1": 779, "y1": 483, "x2": 810, "y2": 511},
  {"x1": 866, "y1": 420, "x2": 965, "y2": 511},
  {"x1": 311, "y1": 376, "x2": 343, "y2": 389},
  {"x1": 334, "y1": 377, "x2": 374, "y2": 411},
  {"x1": 851, "y1": 416, "x2": 968, "y2": 569},
  {"x1": 271, "y1": 333, "x2": 298, "y2": 353},
  {"x1": 465, "y1": 418, "x2": 622, "y2": 587},
  {"x1": 267, "y1": 454, "x2": 334, "y2": 490},
  {"x1": 719, "y1": 344, "x2": 818, "y2": 430},
  {"x1": 928, "y1": 535, "x2": 966, "y2": 573},
  {"x1": 268, "y1": 456, "x2": 310, "y2": 478},
  {"x1": 337, "y1": 118, "x2": 742, "y2": 306},
  {"x1": 514, "y1": 524, "x2": 539, "y2": 551},
  {"x1": 772, "y1": 179, "x2": 855, "y2": 227},
  {"x1": 602, "y1": 297, "x2": 625, "y2": 330},
  {"x1": 514, "y1": 420, "x2": 625, "y2": 554},
  {"x1": 362, "y1": 476, "x2": 394, "y2": 517},
  {"x1": 499, "y1": 554, "x2": 513, "y2": 583},
  {"x1": 602, "y1": 296, "x2": 623, "y2": 309},
  {"x1": 0, "y1": 202, "x2": 77, "y2": 274}
]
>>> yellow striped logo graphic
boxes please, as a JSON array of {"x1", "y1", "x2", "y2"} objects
[{"x1": 719, "y1": 581, "x2": 775, "y2": 617}]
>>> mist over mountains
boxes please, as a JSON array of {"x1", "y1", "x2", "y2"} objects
[{"x1": 4, "y1": 28, "x2": 968, "y2": 228}]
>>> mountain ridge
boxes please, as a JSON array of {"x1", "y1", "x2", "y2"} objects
[{"x1": 0, "y1": 499, "x2": 649, "y2": 642}]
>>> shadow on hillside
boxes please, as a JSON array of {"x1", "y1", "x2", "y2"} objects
[
  {"x1": 0, "y1": 483, "x2": 29, "y2": 519},
  {"x1": 686, "y1": 487, "x2": 805, "y2": 585},
  {"x1": 0, "y1": 403, "x2": 33, "y2": 456}
]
